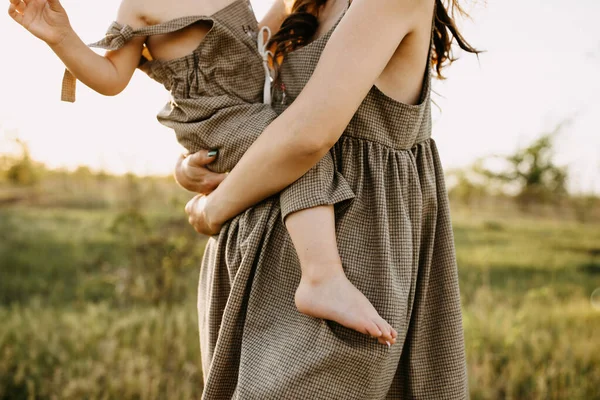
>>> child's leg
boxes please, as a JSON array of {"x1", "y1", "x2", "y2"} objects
[{"x1": 286, "y1": 205, "x2": 398, "y2": 346}]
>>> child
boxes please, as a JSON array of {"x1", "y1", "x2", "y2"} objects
[{"x1": 8, "y1": 0, "x2": 397, "y2": 345}]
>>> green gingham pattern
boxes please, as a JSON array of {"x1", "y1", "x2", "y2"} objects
[{"x1": 199, "y1": 1, "x2": 468, "y2": 399}]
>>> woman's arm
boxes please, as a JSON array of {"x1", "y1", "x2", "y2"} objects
[
  {"x1": 8, "y1": 0, "x2": 144, "y2": 96},
  {"x1": 199, "y1": 0, "x2": 423, "y2": 229}
]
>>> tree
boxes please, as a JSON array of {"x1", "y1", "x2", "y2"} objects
[
  {"x1": 5, "y1": 138, "x2": 41, "y2": 186},
  {"x1": 475, "y1": 124, "x2": 568, "y2": 208}
]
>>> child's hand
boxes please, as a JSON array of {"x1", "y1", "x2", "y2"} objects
[{"x1": 8, "y1": 0, "x2": 72, "y2": 46}]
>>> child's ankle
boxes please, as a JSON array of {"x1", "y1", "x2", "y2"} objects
[{"x1": 300, "y1": 262, "x2": 345, "y2": 284}]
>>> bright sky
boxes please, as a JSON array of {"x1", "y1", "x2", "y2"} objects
[{"x1": 1, "y1": 0, "x2": 599, "y2": 193}]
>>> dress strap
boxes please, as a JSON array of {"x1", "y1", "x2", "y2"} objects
[
  {"x1": 427, "y1": 3, "x2": 437, "y2": 78},
  {"x1": 257, "y1": 26, "x2": 274, "y2": 105},
  {"x1": 416, "y1": 1, "x2": 437, "y2": 104},
  {"x1": 61, "y1": 16, "x2": 214, "y2": 102}
]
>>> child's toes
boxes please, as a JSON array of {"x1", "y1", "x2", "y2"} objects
[
  {"x1": 374, "y1": 319, "x2": 393, "y2": 341},
  {"x1": 377, "y1": 336, "x2": 390, "y2": 346},
  {"x1": 364, "y1": 320, "x2": 383, "y2": 338}
]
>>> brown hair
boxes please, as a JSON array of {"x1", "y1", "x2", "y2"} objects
[{"x1": 267, "y1": 0, "x2": 480, "y2": 81}]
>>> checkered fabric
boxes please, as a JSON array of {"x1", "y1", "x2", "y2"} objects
[
  {"x1": 62, "y1": 0, "x2": 469, "y2": 396},
  {"x1": 60, "y1": 0, "x2": 352, "y2": 203},
  {"x1": 200, "y1": 1, "x2": 468, "y2": 399}
]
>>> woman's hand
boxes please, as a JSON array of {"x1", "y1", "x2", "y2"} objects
[
  {"x1": 8, "y1": 0, "x2": 72, "y2": 46},
  {"x1": 184, "y1": 194, "x2": 222, "y2": 236},
  {"x1": 174, "y1": 150, "x2": 227, "y2": 195}
]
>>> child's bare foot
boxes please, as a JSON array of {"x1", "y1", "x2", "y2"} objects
[{"x1": 295, "y1": 267, "x2": 398, "y2": 346}]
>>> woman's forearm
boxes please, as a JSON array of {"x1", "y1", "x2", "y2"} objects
[{"x1": 205, "y1": 106, "x2": 336, "y2": 226}]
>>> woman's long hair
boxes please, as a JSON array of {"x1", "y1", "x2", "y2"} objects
[{"x1": 267, "y1": 0, "x2": 480, "y2": 81}]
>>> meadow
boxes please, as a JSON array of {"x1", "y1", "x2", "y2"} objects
[{"x1": 0, "y1": 169, "x2": 599, "y2": 399}]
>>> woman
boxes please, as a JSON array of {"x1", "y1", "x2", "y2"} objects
[{"x1": 178, "y1": 0, "x2": 478, "y2": 397}]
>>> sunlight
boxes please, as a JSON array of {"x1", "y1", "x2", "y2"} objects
[{"x1": 0, "y1": 0, "x2": 598, "y2": 192}]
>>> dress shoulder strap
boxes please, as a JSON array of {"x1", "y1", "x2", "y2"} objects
[{"x1": 418, "y1": 2, "x2": 437, "y2": 104}]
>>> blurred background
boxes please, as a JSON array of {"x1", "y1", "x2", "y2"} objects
[{"x1": 0, "y1": 0, "x2": 599, "y2": 399}]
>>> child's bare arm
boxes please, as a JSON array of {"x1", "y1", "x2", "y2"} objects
[{"x1": 8, "y1": 0, "x2": 144, "y2": 96}]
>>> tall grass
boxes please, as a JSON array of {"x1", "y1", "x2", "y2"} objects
[
  {"x1": 1, "y1": 172, "x2": 599, "y2": 399},
  {"x1": 454, "y1": 210, "x2": 600, "y2": 399},
  {"x1": 0, "y1": 304, "x2": 203, "y2": 400}
]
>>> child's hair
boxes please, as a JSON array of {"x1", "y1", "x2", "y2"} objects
[{"x1": 267, "y1": 0, "x2": 481, "y2": 81}]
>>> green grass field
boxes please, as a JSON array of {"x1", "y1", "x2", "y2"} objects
[
  {"x1": 453, "y1": 209, "x2": 600, "y2": 399},
  {"x1": 0, "y1": 175, "x2": 599, "y2": 399}
]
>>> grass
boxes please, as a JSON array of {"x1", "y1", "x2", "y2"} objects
[
  {"x1": 453, "y1": 209, "x2": 600, "y2": 399},
  {"x1": 0, "y1": 304, "x2": 203, "y2": 400},
  {"x1": 0, "y1": 177, "x2": 599, "y2": 399},
  {"x1": 0, "y1": 192, "x2": 207, "y2": 399}
]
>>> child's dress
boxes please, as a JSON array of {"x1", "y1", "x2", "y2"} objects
[{"x1": 61, "y1": 0, "x2": 354, "y2": 219}]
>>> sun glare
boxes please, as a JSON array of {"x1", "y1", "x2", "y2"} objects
[{"x1": 0, "y1": 0, "x2": 598, "y2": 192}]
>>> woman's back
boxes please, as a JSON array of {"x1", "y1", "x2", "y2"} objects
[{"x1": 372, "y1": 0, "x2": 436, "y2": 106}]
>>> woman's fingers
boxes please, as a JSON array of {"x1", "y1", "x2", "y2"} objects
[
  {"x1": 208, "y1": 172, "x2": 226, "y2": 190},
  {"x1": 186, "y1": 149, "x2": 218, "y2": 168},
  {"x1": 174, "y1": 151, "x2": 226, "y2": 194},
  {"x1": 185, "y1": 196, "x2": 203, "y2": 234},
  {"x1": 175, "y1": 153, "x2": 202, "y2": 192},
  {"x1": 174, "y1": 153, "x2": 187, "y2": 180},
  {"x1": 184, "y1": 194, "x2": 219, "y2": 235},
  {"x1": 184, "y1": 194, "x2": 201, "y2": 216}
]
